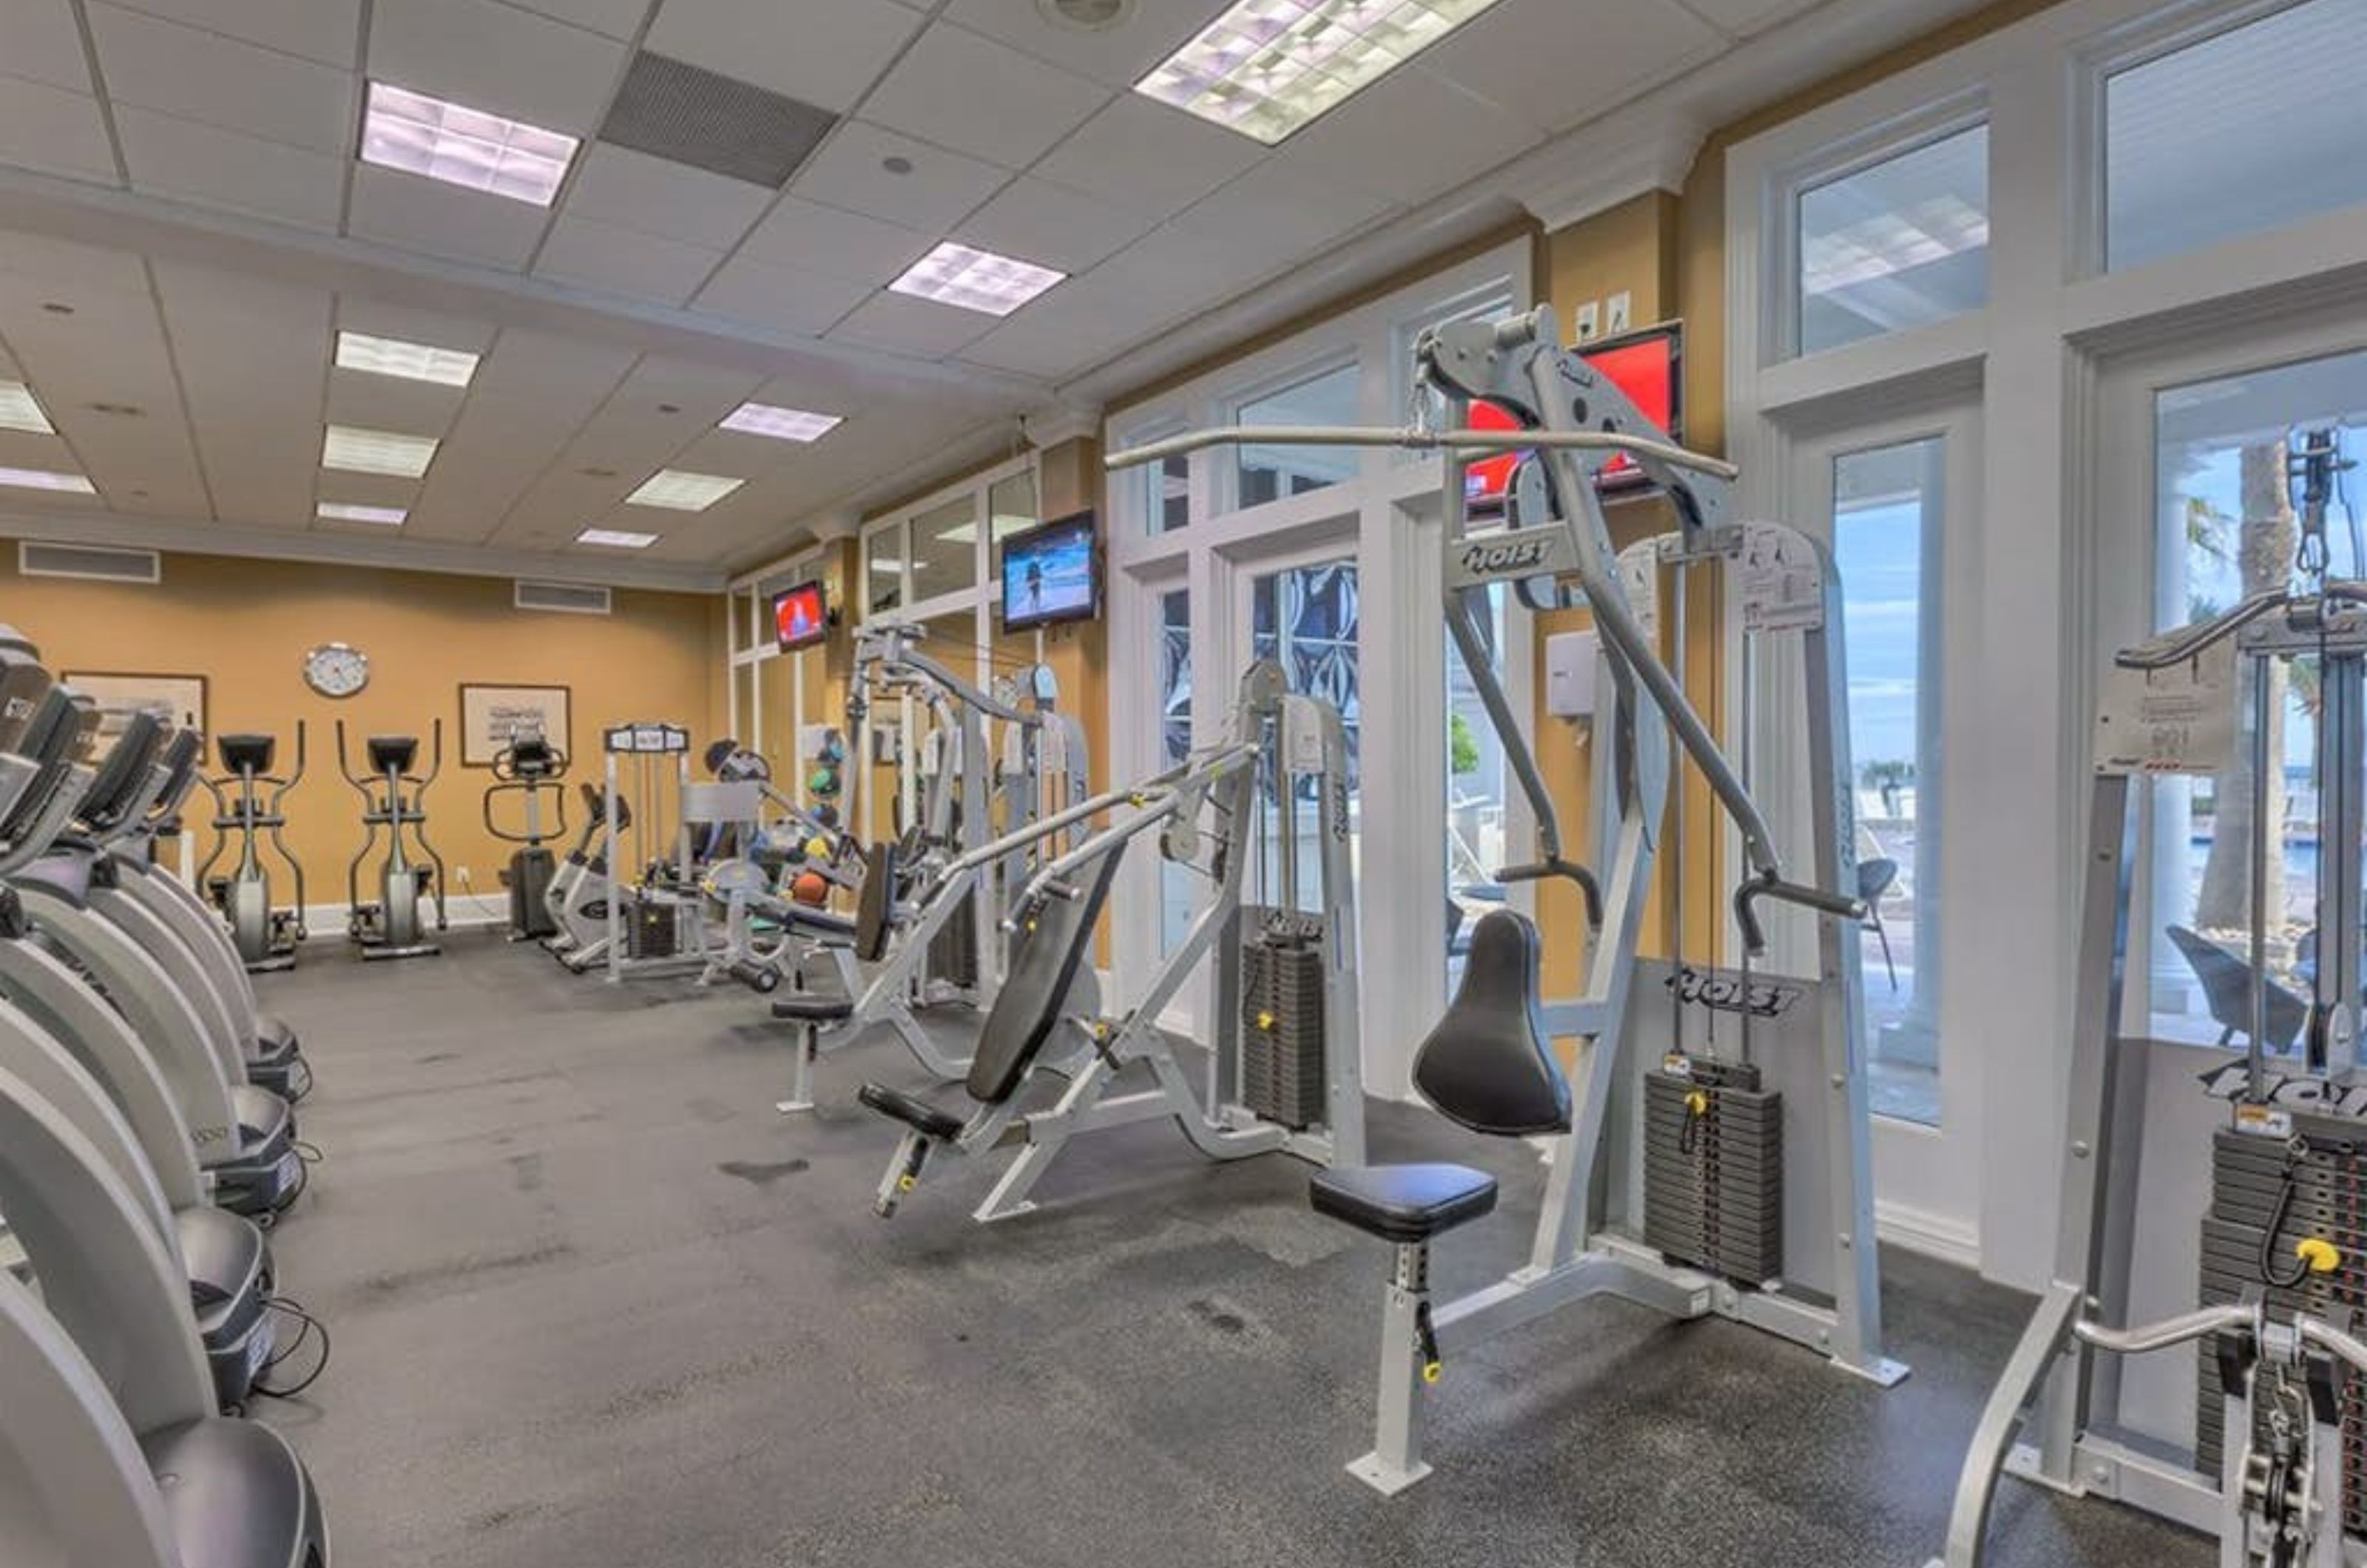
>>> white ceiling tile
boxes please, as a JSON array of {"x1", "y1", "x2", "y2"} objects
[
  {"x1": 1418, "y1": 0, "x2": 1722, "y2": 135},
  {"x1": 1078, "y1": 221, "x2": 1270, "y2": 312},
  {"x1": 0, "y1": 80, "x2": 118, "y2": 184},
  {"x1": 562, "y1": 143, "x2": 771, "y2": 251},
  {"x1": 347, "y1": 164, "x2": 552, "y2": 268},
  {"x1": 643, "y1": 0, "x2": 925, "y2": 115},
  {"x1": 368, "y1": 0, "x2": 629, "y2": 134},
  {"x1": 0, "y1": 0, "x2": 97, "y2": 92},
  {"x1": 953, "y1": 176, "x2": 1153, "y2": 274},
  {"x1": 692, "y1": 254, "x2": 871, "y2": 337},
  {"x1": 499, "y1": 0, "x2": 651, "y2": 41},
  {"x1": 735, "y1": 196, "x2": 932, "y2": 283},
  {"x1": 956, "y1": 280, "x2": 1144, "y2": 379},
  {"x1": 827, "y1": 291, "x2": 999, "y2": 359},
  {"x1": 108, "y1": 0, "x2": 362, "y2": 69},
  {"x1": 0, "y1": 430, "x2": 85, "y2": 472},
  {"x1": 1033, "y1": 95, "x2": 1264, "y2": 220},
  {"x1": 332, "y1": 297, "x2": 499, "y2": 354},
  {"x1": 325, "y1": 368, "x2": 469, "y2": 432},
  {"x1": 1280, "y1": 68, "x2": 1543, "y2": 207},
  {"x1": 1679, "y1": 0, "x2": 1824, "y2": 36},
  {"x1": 407, "y1": 329, "x2": 635, "y2": 538},
  {"x1": 1168, "y1": 160, "x2": 1394, "y2": 266},
  {"x1": 151, "y1": 263, "x2": 334, "y2": 530},
  {"x1": 533, "y1": 215, "x2": 720, "y2": 304},
  {"x1": 789, "y1": 121, "x2": 1010, "y2": 232},
  {"x1": 860, "y1": 21, "x2": 1110, "y2": 170},
  {"x1": 0, "y1": 232, "x2": 151, "y2": 298},
  {"x1": 115, "y1": 107, "x2": 347, "y2": 232},
  {"x1": 942, "y1": 0, "x2": 1216, "y2": 89},
  {"x1": 89, "y1": 3, "x2": 354, "y2": 154}
]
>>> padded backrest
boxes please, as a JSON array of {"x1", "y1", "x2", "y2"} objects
[
  {"x1": 78, "y1": 713, "x2": 162, "y2": 830},
  {"x1": 0, "y1": 648, "x2": 51, "y2": 754},
  {"x1": 854, "y1": 841, "x2": 897, "y2": 962},
  {"x1": 217, "y1": 734, "x2": 274, "y2": 774},
  {"x1": 963, "y1": 845, "x2": 1125, "y2": 1107},
  {"x1": 1412, "y1": 909, "x2": 1571, "y2": 1137},
  {"x1": 367, "y1": 735, "x2": 417, "y2": 774}
]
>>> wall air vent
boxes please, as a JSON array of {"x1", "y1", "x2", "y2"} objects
[
  {"x1": 18, "y1": 540, "x2": 161, "y2": 584},
  {"x1": 515, "y1": 580, "x2": 612, "y2": 616}
]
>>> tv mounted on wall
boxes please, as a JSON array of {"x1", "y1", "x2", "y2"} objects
[
  {"x1": 771, "y1": 580, "x2": 828, "y2": 652},
  {"x1": 1000, "y1": 510, "x2": 1100, "y2": 633}
]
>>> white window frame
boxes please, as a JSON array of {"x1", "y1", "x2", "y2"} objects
[
  {"x1": 1107, "y1": 238, "x2": 1533, "y2": 1095},
  {"x1": 725, "y1": 541, "x2": 836, "y2": 802},
  {"x1": 1726, "y1": 0, "x2": 2367, "y2": 1289}
]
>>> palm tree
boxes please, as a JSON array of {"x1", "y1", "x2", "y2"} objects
[{"x1": 2193, "y1": 440, "x2": 2295, "y2": 940}]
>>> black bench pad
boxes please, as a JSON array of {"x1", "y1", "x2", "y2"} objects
[
  {"x1": 1309, "y1": 1163, "x2": 1498, "y2": 1243},
  {"x1": 858, "y1": 1083, "x2": 965, "y2": 1141},
  {"x1": 772, "y1": 995, "x2": 857, "y2": 1024}
]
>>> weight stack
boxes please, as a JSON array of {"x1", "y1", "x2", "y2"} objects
[
  {"x1": 1241, "y1": 930, "x2": 1326, "y2": 1129},
  {"x1": 929, "y1": 895, "x2": 979, "y2": 990},
  {"x1": 1643, "y1": 1056, "x2": 1783, "y2": 1285},
  {"x1": 627, "y1": 898, "x2": 680, "y2": 959},
  {"x1": 2194, "y1": 1118, "x2": 2367, "y2": 1543}
]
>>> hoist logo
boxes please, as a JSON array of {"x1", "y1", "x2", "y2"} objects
[
  {"x1": 1664, "y1": 964, "x2": 1803, "y2": 1018},
  {"x1": 1, "y1": 697, "x2": 30, "y2": 721},
  {"x1": 2198, "y1": 1060, "x2": 2367, "y2": 1118},
  {"x1": 1459, "y1": 538, "x2": 1550, "y2": 576}
]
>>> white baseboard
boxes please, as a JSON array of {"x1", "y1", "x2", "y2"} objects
[
  {"x1": 295, "y1": 899, "x2": 511, "y2": 940},
  {"x1": 1873, "y1": 1197, "x2": 1979, "y2": 1270}
]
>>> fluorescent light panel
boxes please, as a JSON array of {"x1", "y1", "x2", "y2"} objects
[
  {"x1": 578, "y1": 527, "x2": 658, "y2": 548},
  {"x1": 335, "y1": 330, "x2": 479, "y2": 388},
  {"x1": 888, "y1": 243, "x2": 1064, "y2": 317},
  {"x1": 361, "y1": 82, "x2": 579, "y2": 206},
  {"x1": 1135, "y1": 0, "x2": 1504, "y2": 145},
  {"x1": 719, "y1": 402, "x2": 843, "y2": 442},
  {"x1": 626, "y1": 470, "x2": 743, "y2": 510},
  {"x1": 0, "y1": 466, "x2": 92, "y2": 493},
  {"x1": 317, "y1": 502, "x2": 407, "y2": 525},
  {"x1": 0, "y1": 380, "x2": 54, "y2": 435},
  {"x1": 323, "y1": 424, "x2": 439, "y2": 479}
]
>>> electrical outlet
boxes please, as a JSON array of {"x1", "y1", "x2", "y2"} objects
[
  {"x1": 1606, "y1": 290, "x2": 1632, "y2": 335},
  {"x1": 455, "y1": 866, "x2": 472, "y2": 887},
  {"x1": 1574, "y1": 300, "x2": 1601, "y2": 340}
]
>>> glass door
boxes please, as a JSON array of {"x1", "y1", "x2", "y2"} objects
[{"x1": 1244, "y1": 550, "x2": 1361, "y2": 911}]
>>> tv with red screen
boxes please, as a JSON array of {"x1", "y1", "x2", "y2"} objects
[
  {"x1": 1465, "y1": 321, "x2": 1684, "y2": 515},
  {"x1": 771, "y1": 581, "x2": 827, "y2": 652}
]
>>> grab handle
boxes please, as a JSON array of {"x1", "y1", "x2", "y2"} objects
[
  {"x1": 1497, "y1": 857, "x2": 1601, "y2": 930},
  {"x1": 1732, "y1": 872, "x2": 1864, "y2": 956}
]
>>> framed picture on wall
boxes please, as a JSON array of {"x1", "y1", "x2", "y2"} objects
[
  {"x1": 63, "y1": 670, "x2": 208, "y2": 743},
  {"x1": 459, "y1": 683, "x2": 571, "y2": 768}
]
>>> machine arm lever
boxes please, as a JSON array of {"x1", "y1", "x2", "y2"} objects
[
  {"x1": 1732, "y1": 873, "x2": 1865, "y2": 956},
  {"x1": 1497, "y1": 858, "x2": 1602, "y2": 930}
]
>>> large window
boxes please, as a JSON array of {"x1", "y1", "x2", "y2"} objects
[
  {"x1": 1834, "y1": 439, "x2": 1946, "y2": 1125},
  {"x1": 1158, "y1": 586, "x2": 1193, "y2": 956},
  {"x1": 1445, "y1": 584, "x2": 1510, "y2": 987},
  {"x1": 2105, "y1": 0, "x2": 2367, "y2": 272},
  {"x1": 1796, "y1": 124, "x2": 1990, "y2": 356},
  {"x1": 2145, "y1": 348, "x2": 2367, "y2": 1047},
  {"x1": 1237, "y1": 362, "x2": 1361, "y2": 507},
  {"x1": 909, "y1": 494, "x2": 979, "y2": 601}
]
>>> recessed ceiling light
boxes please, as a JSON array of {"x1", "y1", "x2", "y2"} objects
[
  {"x1": 84, "y1": 402, "x2": 143, "y2": 418},
  {"x1": 625, "y1": 470, "x2": 743, "y2": 510},
  {"x1": 578, "y1": 466, "x2": 621, "y2": 479},
  {"x1": 317, "y1": 502, "x2": 408, "y2": 526},
  {"x1": 888, "y1": 242, "x2": 1065, "y2": 317},
  {"x1": 0, "y1": 381, "x2": 53, "y2": 435},
  {"x1": 1135, "y1": 0, "x2": 1503, "y2": 146},
  {"x1": 719, "y1": 402, "x2": 843, "y2": 442},
  {"x1": 40, "y1": 303, "x2": 72, "y2": 316},
  {"x1": 360, "y1": 81, "x2": 580, "y2": 206},
  {"x1": 0, "y1": 466, "x2": 95, "y2": 493},
  {"x1": 335, "y1": 329, "x2": 479, "y2": 388},
  {"x1": 882, "y1": 155, "x2": 915, "y2": 175},
  {"x1": 323, "y1": 423, "x2": 439, "y2": 479},
  {"x1": 578, "y1": 527, "x2": 659, "y2": 548}
]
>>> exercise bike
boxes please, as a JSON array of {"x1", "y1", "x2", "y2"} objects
[
  {"x1": 196, "y1": 724, "x2": 306, "y2": 973},
  {"x1": 336, "y1": 720, "x2": 448, "y2": 961},
  {"x1": 545, "y1": 781, "x2": 628, "y2": 971},
  {"x1": 484, "y1": 722, "x2": 567, "y2": 942}
]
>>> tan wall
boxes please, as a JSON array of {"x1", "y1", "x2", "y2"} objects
[{"x1": 0, "y1": 549, "x2": 717, "y2": 919}]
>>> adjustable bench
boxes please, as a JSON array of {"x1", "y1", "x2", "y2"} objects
[{"x1": 769, "y1": 840, "x2": 904, "y2": 1112}]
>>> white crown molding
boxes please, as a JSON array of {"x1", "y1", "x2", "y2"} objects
[
  {"x1": 1019, "y1": 403, "x2": 1105, "y2": 450},
  {"x1": 1506, "y1": 113, "x2": 1709, "y2": 233},
  {"x1": 805, "y1": 509, "x2": 863, "y2": 543},
  {"x1": 0, "y1": 507, "x2": 725, "y2": 593}
]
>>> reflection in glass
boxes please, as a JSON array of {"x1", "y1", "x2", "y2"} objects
[
  {"x1": 1251, "y1": 558, "x2": 1360, "y2": 913},
  {"x1": 1238, "y1": 364, "x2": 1360, "y2": 507},
  {"x1": 865, "y1": 526, "x2": 904, "y2": 618},
  {"x1": 1445, "y1": 584, "x2": 1509, "y2": 990},
  {"x1": 910, "y1": 496, "x2": 979, "y2": 599},
  {"x1": 1158, "y1": 587, "x2": 1193, "y2": 956},
  {"x1": 1797, "y1": 125, "x2": 1989, "y2": 356}
]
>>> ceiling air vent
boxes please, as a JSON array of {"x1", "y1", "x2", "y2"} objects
[
  {"x1": 515, "y1": 580, "x2": 612, "y2": 616},
  {"x1": 1036, "y1": 0, "x2": 1133, "y2": 30},
  {"x1": 18, "y1": 540, "x2": 160, "y2": 584},
  {"x1": 598, "y1": 52, "x2": 838, "y2": 188}
]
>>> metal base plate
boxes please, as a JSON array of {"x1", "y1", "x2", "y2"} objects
[{"x1": 1347, "y1": 1453, "x2": 1431, "y2": 1496}]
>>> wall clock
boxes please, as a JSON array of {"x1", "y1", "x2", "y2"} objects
[{"x1": 302, "y1": 642, "x2": 370, "y2": 699}]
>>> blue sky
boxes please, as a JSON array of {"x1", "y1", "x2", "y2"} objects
[{"x1": 1837, "y1": 499, "x2": 1924, "y2": 771}]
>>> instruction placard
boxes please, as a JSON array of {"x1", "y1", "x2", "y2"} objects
[
  {"x1": 2093, "y1": 639, "x2": 2237, "y2": 775},
  {"x1": 1739, "y1": 522, "x2": 1826, "y2": 635}
]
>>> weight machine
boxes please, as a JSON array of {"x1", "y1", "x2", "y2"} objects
[
  {"x1": 1107, "y1": 303, "x2": 1902, "y2": 1494},
  {"x1": 600, "y1": 720, "x2": 705, "y2": 984},
  {"x1": 856, "y1": 661, "x2": 1362, "y2": 1224},
  {"x1": 195, "y1": 725, "x2": 305, "y2": 972},
  {"x1": 336, "y1": 719, "x2": 447, "y2": 960},
  {"x1": 484, "y1": 720, "x2": 567, "y2": 942},
  {"x1": 1935, "y1": 433, "x2": 2367, "y2": 1568}
]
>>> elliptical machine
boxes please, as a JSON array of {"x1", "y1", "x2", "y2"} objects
[
  {"x1": 484, "y1": 722, "x2": 566, "y2": 941},
  {"x1": 337, "y1": 719, "x2": 447, "y2": 960},
  {"x1": 545, "y1": 781, "x2": 628, "y2": 969},
  {"x1": 195, "y1": 725, "x2": 307, "y2": 972}
]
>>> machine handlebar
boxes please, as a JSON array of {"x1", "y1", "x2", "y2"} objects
[
  {"x1": 1732, "y1": 873, "x2": 1865, "y2": 957},
  {"x1": 1497, "y1": 858, "x2": 1602, "y2": 930},
  {"x1": 2074, "y1": 1303, "x2": 2367, "y2": 1380}
]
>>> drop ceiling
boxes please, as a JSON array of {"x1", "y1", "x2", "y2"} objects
[{"x1": 0, "y1": 0, "x2": 1974, "y2": 589}]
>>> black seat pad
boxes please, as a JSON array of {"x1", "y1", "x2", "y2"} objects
[
  {"x1": 858, "y1": 1082, "x2": 965, "y2": 1141},
  {"x1": 141, "y1": 1416, "x2": 321, "y2": 1568},
  {"x1": 782, "y1": 907, "x2": 856, "y2": 937},
  {"x1": 771, "y1": 994, "x2": 856, "y2": 1024},
  {"x1": 964, "y1": 845, "x2": 1125, "y2": 1107},
  {"x1": 1310, "y1": 1163, "x2": 1498, "y2": 1243},
  {"x1": 1413, "y1": 909, "x2": 1570, "y2": 1137}
]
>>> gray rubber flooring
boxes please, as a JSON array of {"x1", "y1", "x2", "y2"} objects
[{"x1": 252, "y1": 933, "x2": 2203, "y2": 1568}]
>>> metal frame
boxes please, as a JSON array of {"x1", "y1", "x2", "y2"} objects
[{"x1": 1107, "y1": 302, "x2": 1904, "y2": 1496}]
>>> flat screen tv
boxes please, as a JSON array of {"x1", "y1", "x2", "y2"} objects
[
  {"x1": 1465, "y1": 320, "x2": 1684, "y2": 513},
  {"x1": 771, "y1": 580, "x2": 828, "y2": 652},
  {"x1": 1001, "y1": 510, "x2": 1099, "y2": 633}
]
